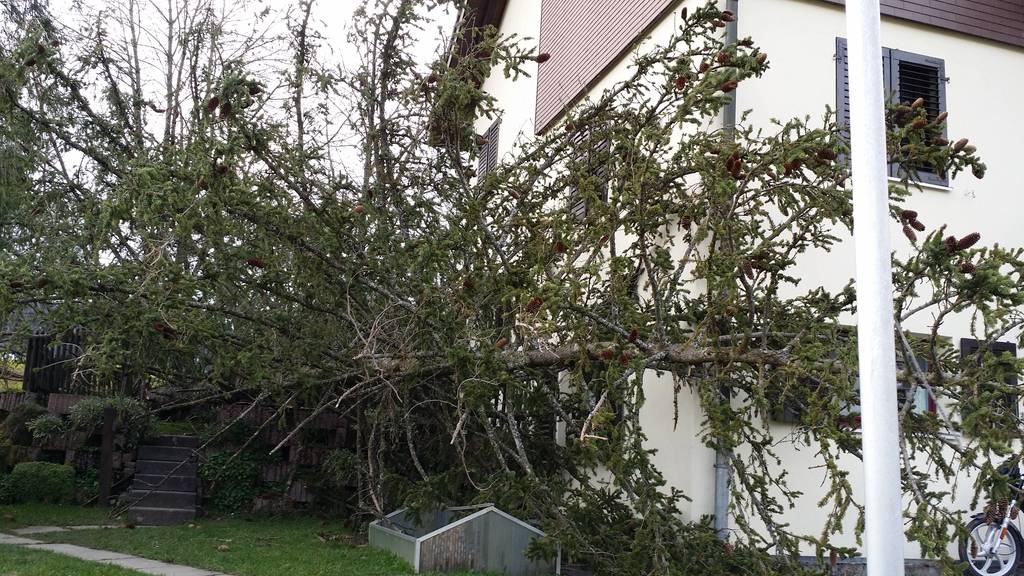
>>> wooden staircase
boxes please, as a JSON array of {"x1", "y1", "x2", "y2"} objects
[{"x1": 126, "y1": 436, "x2": 200, "y2": 525}]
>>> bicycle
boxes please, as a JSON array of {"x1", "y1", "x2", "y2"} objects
[{"x1": 959, "y1": 466, "x2": 1024, "y2": 576}]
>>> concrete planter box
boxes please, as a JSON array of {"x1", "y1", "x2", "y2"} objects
[{"x1": 369, "y1": 506, "x2": 558, "y2": 575}]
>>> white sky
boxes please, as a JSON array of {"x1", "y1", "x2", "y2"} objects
[
  {"x1": 38, "y1": 0, "x2": 457, "y2": 179},
  {"x1": 46, "y1": 0, "x2": 456, "y2": 75}
]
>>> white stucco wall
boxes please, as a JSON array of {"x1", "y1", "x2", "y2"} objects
[
  {"x1": 734, "y1": 0, "x2": 1024, "y2": 559},
  {"x1": 479, "y1": 0, "x2": 1024, "y2": 560}
]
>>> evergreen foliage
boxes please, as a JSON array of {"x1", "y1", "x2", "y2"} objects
[{"x1": 0, "y1": 0, "x2": 1016, "y2": 573}]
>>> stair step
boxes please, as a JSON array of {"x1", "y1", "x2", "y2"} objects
[
  {"x1": 144, "y1": 435, "x2": 200, "y2": 448},
  {"x1": 137, "y1": 445, "x2": 197, "y2": 463},
  {"x1": 131, "y1": 474, "x2": 197, "y2": 492},
  {"x1": 127, "y1": 506, "x2": 196, "y2": 526},
  {"x1": 128, "y1": 490, "x2": 197, "y2": 508},
  {"x1": 135, "y1": 460, "x2": 197, "y2": 476}
]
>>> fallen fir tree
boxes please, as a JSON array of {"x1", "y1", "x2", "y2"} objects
[{"x1": 0, "y1": 0, "x2": 1019, "y2": 573}]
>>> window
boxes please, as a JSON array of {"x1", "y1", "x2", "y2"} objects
[
  {"x1": 960, "y1": 338, "x2": 1019, "y2": 417},
  {"x1": 567, "y1": 129, "x2": 611, "y2": 222},
  {"x1": 836, "y1": 38, "x2": 948, "y2": 187},
  {"x1": 840, "y1": 355, "x2": 934, "y2": 422},
  {"x1": 895, "y1": 355, "x2": 933, "y2": 415},
  {"x1": 773, "y1": 329, "x2": 936, "y2": 424},
  {"x1": 476, "y1": 118, "x2": 501, "y2": 179}
]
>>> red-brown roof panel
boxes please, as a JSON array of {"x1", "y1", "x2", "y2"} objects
[
  {"x1": 535, "y1": 0, "x2": 676, "y2": 134},
  {"x1": 822, "y1": 0, "x2": 1024, "y2": 48}
]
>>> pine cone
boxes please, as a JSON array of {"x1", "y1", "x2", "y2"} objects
[
  {"x1": 526, "y1": 297, "x2": 543, "y2": 314},
  {"x1": 955, "y1": 232, "x2": 980, "y2": 251}
]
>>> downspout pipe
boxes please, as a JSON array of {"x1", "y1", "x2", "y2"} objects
[{"x1": 713, "y1": 0, "x2": 739, "y2": 542}]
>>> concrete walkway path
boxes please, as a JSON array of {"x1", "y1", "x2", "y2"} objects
[
  {"x1": 11, "y1": 524, "x2": 122, "y2": 535},
  {"x1": 1, "y1": 529, "x2": 234, "y2": 576}
]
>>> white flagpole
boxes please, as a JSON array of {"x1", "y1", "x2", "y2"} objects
[{"x1": 845, "y1": 1, "x2": 905, "y2": 575}]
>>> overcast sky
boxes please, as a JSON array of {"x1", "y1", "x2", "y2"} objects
[
  {"x1": 37, "y1": 0, "x2": 458, "y2": 175},
  {"x1": 46, "y1": 0, "x2": 456, "y2": 73}
]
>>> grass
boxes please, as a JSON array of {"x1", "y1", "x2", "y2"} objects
[
  {"x1": 0, "y1": 360, "x2": 23, "y2": 391},
  {"x1": 35, "y1": 514, "x2": 485, "y2": 576},
  {"x1": 1, "y1": 505, "x2": 488, "y2": 575},
  {"x1": 149, "y1": 419, "x2": 197, "y2": 437},
  {"x1": 0, "y1": 544, "x2": 144, "y2": 575},
  {"x1": 0, "y1": 503, "x2": 121, "y2": 529}
]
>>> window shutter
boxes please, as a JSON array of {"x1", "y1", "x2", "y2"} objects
[
  {"x1": 567, "y1": 130, "x2": 611, "y2": 222},
  {"x1": 476, "y1": 119, "x2": 501, "y2": 179},
  {"x1": 961, "y1": 338, "x2": 1019, "y2": 416},
  {"x1": 835, "y1": 37, "x2": 850, "y2": 140},
  {"x1": 890, "y1": 49, "x2": 948, "y2": 186},
  {"x1": 835, "y1": 38, "x2": 891, "y2": 153}
]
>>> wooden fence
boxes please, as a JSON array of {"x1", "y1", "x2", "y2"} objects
[{"x1": 23, "y1": 330, "x2": 143, "y2": 397}]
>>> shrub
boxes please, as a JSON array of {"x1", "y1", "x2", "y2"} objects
[
  {"x1": 27, "y1": 413, "x2": 66, "y2": 445},
  {"x1": 74, "y1": 467, "x2": 100, "y2": 504},
  {"x1": 7, "y1": 462, "x2": 75, "y2": 503},
  {"x1": 321, "y1": 448, "x2": 361, "y2": 489},
  {"x1": 2, "y1": 401, "x2": 46, "y2": 445},
  {"x1": 0, "y1": 474, "x2": 12, "y2": 503},
  {"x1": 67, "y1": 396, "x2": 151, "y2": 448},
  {"x1": 0, "y1": 429, "x2": 12, "y2": 472},
  {"x1": 200, "y1": 451, "x2": 261, "y2": 513}
]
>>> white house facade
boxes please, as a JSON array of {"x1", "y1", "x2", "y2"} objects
[{"x1": 462, "y1": 0, "x2": 1024, "y2": 562}]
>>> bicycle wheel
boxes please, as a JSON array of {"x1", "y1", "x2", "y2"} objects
[{"x1": 959, "y1": 517, "x2": 1023, "y2": 576}]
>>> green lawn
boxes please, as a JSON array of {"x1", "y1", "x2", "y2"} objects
[
  {"x1": 0, "y1": 360, "x2": 23, "y2": 391},
  {"x1": 0, "y1": 504, "x2": 121, "y2": 529},
  {"x1": 1, "y1": 506, "x2": 488, "y2": 575},
  {"x1": 35, "y1": 514, "x2": 482, "y2": 576},
  {"x1": 0, "y1": 544, "x2": 143, "y2": 576}
]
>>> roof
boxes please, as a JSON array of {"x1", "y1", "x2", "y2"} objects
[
  {"x1": 452, "y1": 0, "x2": 508, "y2": 58},
  {"x1": 824, "y1": 1, "x2": 1023, "y2": 49}
]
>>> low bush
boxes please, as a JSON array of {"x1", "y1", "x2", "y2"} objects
[
  {"x1": 0, "y1": 429, "x2": 12, "y2": 472},
  {"x1": 7, "y1": 461, "x2": 75, "y2": 503},
  {"x1": 74, "y1": 467, "x2": 100, "y2": 504},
  {"x1": 27, "y1": 413, "x2": 66, "y2": 445},
  {"x1": 200, "y1": 451, "x2": 261, "y2": 513},
  {"x1": 68, "y1": 396, "x2": 151, "y2": 448},
  {"x1": 2, "y1": 401, "x2": 46, "y2": 445},
  {"x1": 0, "y1": 474, "x2": 12, "y2": 503}
]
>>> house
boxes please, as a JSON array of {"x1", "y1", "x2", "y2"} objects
[{"x1": 459, "y1": 0, "x2": 1024, "y2": 565}]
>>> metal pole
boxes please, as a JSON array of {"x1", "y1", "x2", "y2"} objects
[
  {"x1": 713, "y1": 0, "x2": 739, "y2": 543},
  {"x1": 845, "y1": 2, "x2": 904, "y2": 575}
]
